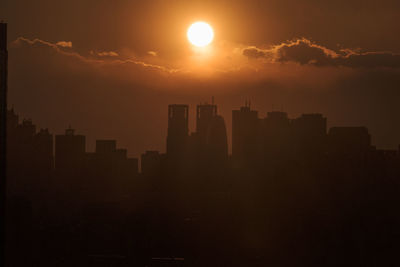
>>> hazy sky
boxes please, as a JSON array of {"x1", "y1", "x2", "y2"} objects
[{"x1": 2, "y1": 0, "x2": 400, "y2": 156}]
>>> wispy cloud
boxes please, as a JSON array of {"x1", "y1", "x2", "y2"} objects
[
  {"x1": 56, "y1": 41, "x2": 72, "y2": 48},
  {"x1": 147, "y1": 51, "x2": 158, "y2": 57},
  {"x1": 91, "y1": 50, "x2": 119, "y2": 57},
  {"x1": 13, "y1": 37, "x2": 179, "y2": 73}
]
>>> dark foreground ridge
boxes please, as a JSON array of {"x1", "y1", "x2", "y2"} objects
[{"x1": 5, "y1": 102, "x2": 400, "y2": 267}]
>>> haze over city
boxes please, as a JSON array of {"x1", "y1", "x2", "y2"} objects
[
  {"x1": 1, "y1": 1, "x2": 400, "y2": 266},
  {"x1": 1, "y1": 0, "x2": 400, "y2": 156}
]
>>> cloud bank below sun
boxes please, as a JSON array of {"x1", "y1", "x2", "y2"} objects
[{"x1": 11, "y1": 36, "x2": 400, "y2": 86}]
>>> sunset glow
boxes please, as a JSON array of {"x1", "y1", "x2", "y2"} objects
[{"x1": 2, "y1": 1, "x2": 400, "y2": 265}]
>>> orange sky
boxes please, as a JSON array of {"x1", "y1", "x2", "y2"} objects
[{"x1": 2, "y1": 0, "x2": 400, "y2": 156}]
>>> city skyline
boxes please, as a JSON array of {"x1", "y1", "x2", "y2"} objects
[
  {"x1": 7, "y1": 100, "x2": 396, "y2": 170},
  {"x1": 5, "y1": 83, "x2": 400, "y2": 266},
  {"x1": 1, "y1": 0, "x2": 400, "y2": 156},
  {"x1": 1, "y1": 0, "x2": 400, "y2": 265}
]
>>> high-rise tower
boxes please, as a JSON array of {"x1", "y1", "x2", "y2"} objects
[
  {"x1": 195, "y1": 103, "x2": 228, "y2": 162},
  {"x1": 291, "y1": 113, "x2": 327, "y2": 157},
  {"x1": 232, "y1": 103, "x2": 259, "y2": 163},
  {"x1": 263, "y1": 111, "x2": 292, "y2": 160},
  {"x1": 196, "y1": 103, "x2": 217, "y2": 143},
  {"x1": 0, "y1": 22, "x2": 7, "y2": 266},
  {"x1": 167, "y1": 104, "x2": 189, "y2": 158}
]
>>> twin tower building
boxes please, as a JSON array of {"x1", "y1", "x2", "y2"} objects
[{"x1": 166, "y1": 103, "x2": 228, "y2": 166}]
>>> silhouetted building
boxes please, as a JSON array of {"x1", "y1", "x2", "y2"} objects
[
  {"x1": 205, "y1": 114, "x2": 228, "y2": 162},
  {"x1": 328, "y1": 127, "x2": 371, "y2": 156},
  {"x1": 112, "y1": 147, "x2": 138, "y2": 176},
  {"x1": 0, "y1": 24, "x2": 7, "y2": 263},
  {"x1": 115, "y1": 148, "x2": 127, "y2": 159},
  {"x1": 292, "y1": 113, "x2": 327, "y2": 157},
  {"x1": 7, "y1": 108, "x2": 18, "y2": 130},
  {"x1": 17, "y1": 119, "x2": 36, "y2": 143},
  {"x1": 5, "y1": 111, "x2": 55, "y2": 202},
  {"x1": 55, "y1": 127, "x2": 86, "y2": 170},
  {"x1": 6, "y1": 114, "x2": 36, "y2": 196},
  {"x1": 0, "y1": 23, "x2": 6, "y2": 52},
  {"x1": 95, "y1": 140, "x2": 123, "y2": 169},
  {"x1": 11, "y1": 118, "x2": 36, "y2": 165},
  {"x1": 0, "y1": 23, "x2": 7, "y2": 177},
  {"x1": 113, "y1": 148, "x2": 139, "y2": 181},
  {"x1": 141, "y1": 151, "x2": 162, "y2": 176},
  {"x1": 232, "y1": 103, "x2": 260, "y2": 165},
  {"x1": 196, "y1": 103, "x2": 217, "y2": 143},
  {"x1": 263, "y1": 111, "x2": 292, "y2": 160},
  {"x1": 195, "y1": 103, "x2": 228, "y2": 162},
  {"x1": 167, "y1": 104, "x2": 189, "y2": 159},
  {"x1": 126, "y1": 158, "x2": 139, "y2": 176},
  {"x1": 90, "y1": 140, "x2": 138, "y2": 199},
  {"x1": 96, "y1": 140, "x2": 117, "y2": 155},
  {"x1": 94, "y1": 140, "x2": 117, "y2": 176},
  {"x1": 6, "y1": 109, "x2": 18, "y2": 157},
  {"x1": 33, "y1": 129, "x2": 53, "y2": 171}
]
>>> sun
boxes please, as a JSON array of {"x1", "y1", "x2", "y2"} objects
[{"x1": 187, "y1": 22, "x2": 214, "y2": 47}]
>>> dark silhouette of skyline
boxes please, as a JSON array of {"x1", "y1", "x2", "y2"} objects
[
  {"x1": 4, "y1": 96, "x2": 400, "y2": 266},
  {"x1": 5, "y1": 101, "x2": 391, "y2": 174},
  {"x1": 2, "y1": 17, "x2": 400, "y2": 266}
]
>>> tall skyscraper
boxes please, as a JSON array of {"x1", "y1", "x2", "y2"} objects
[
  {"x1": 232, "y1": 103, "x2": 259, "y2": 164},
  {"x1": 292, "y1": 113, "x2": 327, "y2": 156},
  {"x1": 196, "y1": 103, "x2": 217, "y2": 143},
  {"x1": 166, "y1": 104, "x2": 189, "y2": 158},
  {"x1": 195, "y1": 103, "x2": 228, "y2": 162},
  {"x1": 0, "y1": 23, "x2": 6, "y2": 173},
  {"x1": 205, "y1": 114, "x2": 228, "y2": 161},
  {"x1": 263, "y1": 111, "x2": 292, "y2": 160},
  {"x1": 0, "y1": 22, "x2": 7, "y2": 263}
]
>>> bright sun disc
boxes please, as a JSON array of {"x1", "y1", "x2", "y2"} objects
[{"x1": 187, "y1": 22, "x2": 214, "y2": 47}]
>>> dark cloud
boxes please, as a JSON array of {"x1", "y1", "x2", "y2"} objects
[
  {"x1": 243, "y1": 38, "x2": 400, "y2": 69},
  {"x1": 276, "y1": 39, "x2": 337, "y2": 66}
]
